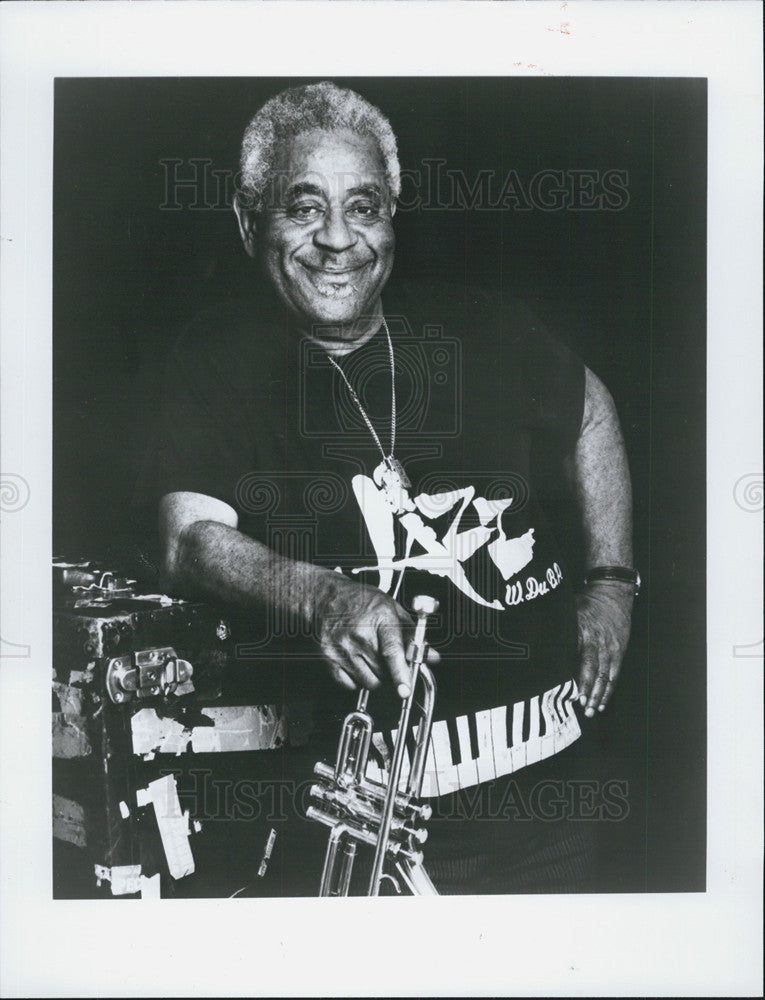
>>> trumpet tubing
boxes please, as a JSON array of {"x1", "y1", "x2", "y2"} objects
[{"x1": 307, "y1": 595, "x2": 440, "y2": 896}]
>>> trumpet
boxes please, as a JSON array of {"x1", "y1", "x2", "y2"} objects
[{"x1": 306, "y1": 595, "x2": 439, "y2": 896}]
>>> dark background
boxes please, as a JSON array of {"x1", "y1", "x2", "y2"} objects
[{"x1": 53, "y1": 77, "x2": 707, "y2": 893}]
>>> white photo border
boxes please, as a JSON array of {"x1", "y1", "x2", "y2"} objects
[{"x1": 1, "y1": 2, "x2": 762, "y2": 997}]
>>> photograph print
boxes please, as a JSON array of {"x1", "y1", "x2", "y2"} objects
[{"x1": 52, "y1": 76, "x2": 706, "y2": 899}]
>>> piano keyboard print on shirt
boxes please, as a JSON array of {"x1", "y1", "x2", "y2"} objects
[{"x1": 366, "y1": 679, "x2": 582, "y2": 798}]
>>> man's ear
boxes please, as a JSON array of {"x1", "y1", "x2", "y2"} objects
[{"x1": 233, "y1": 195, "x2": 258, "y2": 259}]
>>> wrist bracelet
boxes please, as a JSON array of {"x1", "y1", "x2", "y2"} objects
[{"x1": 583, "y1": 566, "x2": 641, "y2": 596}]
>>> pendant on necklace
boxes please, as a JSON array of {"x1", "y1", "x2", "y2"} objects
[
  {"x1": 378, "y1": 455, "x2": 411, "y2": 490},
  {"x1": 373, "y1": 456, "x2": 413, "y2": 513}
]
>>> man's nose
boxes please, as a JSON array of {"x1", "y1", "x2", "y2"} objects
[{"x1": 313, "y1": 206, "x2": 357, "y2": 253}]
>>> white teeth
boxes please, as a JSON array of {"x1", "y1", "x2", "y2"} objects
[
  {"x1": 313, "y1": 279, "x2": 356, "y2": 299},
  {"x1": 308, "y1": 269, "x2": 359, "y2": 298}
]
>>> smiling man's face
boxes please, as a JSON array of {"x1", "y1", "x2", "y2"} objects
[{"x1": 240, "y1": 129, "x2": 395, "y2": 334}]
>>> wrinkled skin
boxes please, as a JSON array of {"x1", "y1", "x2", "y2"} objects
[
  {"x1": 309, "y1": 568, "x2": 438, "y2": 697},
  {"x1": 576, "y1": 582, "x2": 634, "y2": 716}
]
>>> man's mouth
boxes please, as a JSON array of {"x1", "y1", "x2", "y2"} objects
[
  {"x1": 299, "y1": 260, "x2": 373, "y2": 298},
  {"x1": 300, "y1": 261, "x2": 372, "y2": 276}
]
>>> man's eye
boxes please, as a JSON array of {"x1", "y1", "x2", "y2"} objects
[
  {"x1": 289, "y1": 204, "x2": 322, "y2": 220},
  {"x1": 349, "y1": 203, "x2": 380, "y2": 218}
]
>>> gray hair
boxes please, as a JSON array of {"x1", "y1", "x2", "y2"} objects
[{"x1": 238, "y1": 81, "x2": 401, "y2": 211}]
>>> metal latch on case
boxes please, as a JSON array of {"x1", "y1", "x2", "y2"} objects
[{"x1": 105, "y1": 647, "x2": 193, "y2": 704}]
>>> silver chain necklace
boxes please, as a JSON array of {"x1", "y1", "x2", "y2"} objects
[{"x1": 325, "y1": 317, "x2": 411, "y2": 497}]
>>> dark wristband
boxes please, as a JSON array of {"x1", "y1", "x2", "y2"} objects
[{"x1": 583, "y1": 566, "x2": 641, "y2": 596}]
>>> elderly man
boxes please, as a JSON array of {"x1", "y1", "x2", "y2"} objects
[{"x1": 144, "y1": 81, "x2": 636, "y2": 894}]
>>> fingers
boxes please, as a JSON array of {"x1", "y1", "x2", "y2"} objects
[
  {"x1": 377, "y1": 620, "x2": 413, "y2": 698},
  {"x1": 339, "y1": 637, "x2": 383, "y2": 691},
  {"x1": 577, "y1": 635, "x2": 610, "y2": 718},
  {"x1": 576, "y1": 592, "x2": 630, "y2": 718},
  {"x1": 597, "y1": 659, "x2": 622, "y2": 712},
  {"x1": 316, "y1": 581, "x2": 439, "y2": 697},
  {"x1": 586, "y1": 654, "x2": 610, "y2": 717},
  {"x1": 321, "y1": 638, "x2": 381, "y2": 691},
  {"x1": 322, "y1": 653, "x2": 357, "y2": 691},
  {"x1": 577, "y1": 641, "x2": 599, "y2": 715},
  {"x1": 578, "y1": 641, "x2": 622, "y2": 717}
]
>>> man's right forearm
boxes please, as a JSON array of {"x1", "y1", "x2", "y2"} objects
[
  {"x1": 164, "y1": 519, "x2": 325, "y2": 622},
  {"x1": 162, "y1": 515, "x2": 421, "y2": 695}
]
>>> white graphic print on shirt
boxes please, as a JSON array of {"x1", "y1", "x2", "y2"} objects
[
  {"x1": 349, "y1": 472, "x2": 538, "y2": 608},
  {"x1": 366, "y1": 679, "x2": 582, "y2": 798},
  {"x1": 348, "y1": 472, "x2": 579, "y2": 792}
]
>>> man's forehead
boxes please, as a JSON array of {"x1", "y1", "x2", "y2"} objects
[
  {"x1": 284, "y1": 179, "x2": 385, "y2": 202},
  {"x1": 270, "y1": 128, "x2": 388, "y2": 195}
]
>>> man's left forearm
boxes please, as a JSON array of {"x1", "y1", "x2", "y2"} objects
[
  {"x1": 570, "y1": 366, "x2": 635, "y2": 715},
  {"x1": 571, "y1": 367, "x2": 633, "y2": 570}
]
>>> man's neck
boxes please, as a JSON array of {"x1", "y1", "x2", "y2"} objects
[{"x1": 303, "y1": 301, "x2": 384, "y2": 358}]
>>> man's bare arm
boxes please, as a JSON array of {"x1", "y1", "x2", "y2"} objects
[
  {"x1": 161, "y1": 491, "x2": 316, "y2": 622},
  {"x1": 160, "y1": 491, "x2": 414, "y2": 695},
  {"x1": 568, "y1": 367, "x2": 635, "y2": 717}
]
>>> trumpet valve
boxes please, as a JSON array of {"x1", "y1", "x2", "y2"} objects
[
  {"x1": 417, "y1": 803, "x2": 432, "y2": 822},
  {"x1": 403, "y1": 825, "x2": 428, "y2": 846},
  {"x1": 412, "y1": 595, "x2": 439, "y2": 617}
]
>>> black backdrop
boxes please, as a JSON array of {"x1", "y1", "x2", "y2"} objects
[{"x1": 53, "y1": 77, "x2": 706, "y2": 892}]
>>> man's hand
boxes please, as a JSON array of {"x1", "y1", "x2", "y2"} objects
[
  {"x1": 159, "y1": 493, "x2": 437, "y2": 699},
  {"x1": 576, "y1": 581, "x2": 634, "y2": 717},
  {"x1": 309, "y1": 570, "x2": 428, "y2": 697}
]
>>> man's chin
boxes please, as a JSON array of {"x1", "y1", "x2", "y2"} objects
[{"x1": 302, "y1": 295, "x2": 379, "y2": 330}]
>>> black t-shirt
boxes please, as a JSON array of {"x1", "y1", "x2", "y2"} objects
[{"x1": 137, "y1": 276, "x2": 586, "y2": 798}]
